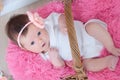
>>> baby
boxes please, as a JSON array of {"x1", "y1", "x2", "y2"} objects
[{"x1": 5, "y1": 11, "x2": 120, "y2": 72}]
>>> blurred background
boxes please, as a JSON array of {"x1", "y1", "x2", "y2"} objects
[{"x1": 0, "y1": 0, "x2": 52, "y2": 79}]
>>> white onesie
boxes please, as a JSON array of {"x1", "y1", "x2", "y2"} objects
[{"x1": 40, "y1": 12, "x2": 107, "y2": 61}]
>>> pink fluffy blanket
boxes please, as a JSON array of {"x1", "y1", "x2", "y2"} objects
[{"x1": 6, "y1": 0, "x2": 120, "y2": 80}]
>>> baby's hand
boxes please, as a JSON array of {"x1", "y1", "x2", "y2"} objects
[
  {"x1": 48, "y1": 48, "x2": 59, "y2": 58},
  {"x1": 59, "y1": 24, "x2": 67, "y2": 34},
  {"x1": 58, "y1": 14, "x2": 67, "y2": 34},
  {"x1": 48, "y1": 48, "x2": 65, "y2": 67}
]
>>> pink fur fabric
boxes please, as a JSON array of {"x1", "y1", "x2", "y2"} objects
[{"x1": 6, "y1": 0, "x2": 120, "y2": 80}]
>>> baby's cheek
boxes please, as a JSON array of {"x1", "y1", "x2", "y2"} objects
[{"x1": 29, "y1": 47, "x2": 40, "y2": 53}]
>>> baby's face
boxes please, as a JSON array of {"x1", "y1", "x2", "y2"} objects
[{"x1": 20, "y1": 24, "x2": 50, "y2": 53}]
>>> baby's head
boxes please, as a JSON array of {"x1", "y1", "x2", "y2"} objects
[
  {"x1": 6, "y1": 14, "x2": 28, "y2": 45},
  {"x1": 6, "y1": 12, "x2": 50, "y2": 53}
]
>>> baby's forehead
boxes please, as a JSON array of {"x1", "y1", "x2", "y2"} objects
[
  {"x1": 27, "y1": 24, "x2": 39, "y2": 32},
  {"x1": 28, "y1": 23, "x2": 37, "y2": 29}
]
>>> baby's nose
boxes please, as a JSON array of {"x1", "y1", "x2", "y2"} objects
[{"x1": 38, "y1": 38, "x2": 42, "y2": 43}]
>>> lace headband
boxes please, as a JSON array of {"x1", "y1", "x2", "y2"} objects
[{"x1": 17, "y1": 11, "x2": 45, "y2": 48}]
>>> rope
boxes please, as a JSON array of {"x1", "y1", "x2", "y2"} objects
[{"x1": 62, "y1": 0, "x2": 88, "y2": 80}]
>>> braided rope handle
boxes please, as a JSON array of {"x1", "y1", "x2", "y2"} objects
[{"x1": 62, "y1": 0, "x2": 88, "y2": 80}]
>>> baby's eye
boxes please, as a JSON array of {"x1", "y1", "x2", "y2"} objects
[
  {"x1": 37, "y1": 31, "x2": 41, "y2": 36},
  {"x1": 31, "y1": 41, "x2": 35, "y2": 45}
]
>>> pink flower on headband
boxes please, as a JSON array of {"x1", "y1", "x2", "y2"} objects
[{"x1": 26, "y1": 11, "x2": 45, "y2": 29}]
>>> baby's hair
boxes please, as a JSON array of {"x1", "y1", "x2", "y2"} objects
[{"x1": 5, "y1": 14, "x2": 29, "y2": 45}]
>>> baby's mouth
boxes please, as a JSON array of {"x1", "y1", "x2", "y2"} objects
[{"x1": 42, "y1": 43, "x2": 46, "y2": 47}]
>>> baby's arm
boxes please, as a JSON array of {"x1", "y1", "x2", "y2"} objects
[
  {"x1": 48, "y1": 48, "x2": 65, "y2": 68},
  {"x1": 58, "y1": 14, "x2": 67, "y2": 34}
]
